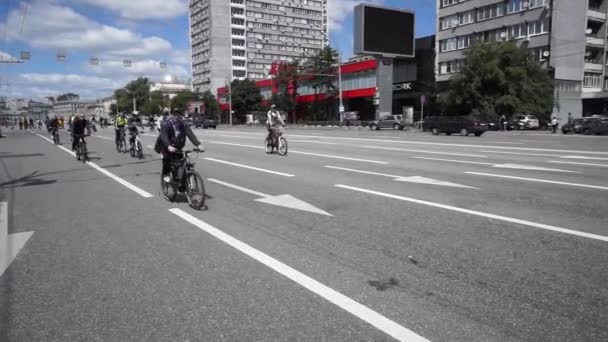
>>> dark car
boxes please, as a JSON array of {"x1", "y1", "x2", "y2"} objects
[
  {"x1": 578, "y1": 117, "x2": 608, "y2": 135},
  {"x1": 426, "y1": 116, "x2": 487, "y2": 137},
  {"x1": 562, "y1": 118, "x2": 588, "y2": 134},
  {"x1": 196, "y1": 115, "x2": 218, "y2": 129},
  {"x1": 369, "y1": 115, "x2": 406, "y2": 130}
]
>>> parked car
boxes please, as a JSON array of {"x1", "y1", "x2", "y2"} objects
[
  {"x1": 510, "y1": 114, "x2": 540, "y2": 130},
  {"x1": 195, "y1": 115, "x2": 218, "y2": 129},
  {"x1": 425, "y1": 116, "x2": 488, "y2": 137},
  {"x1": 561, "y1": 118, "x2": 588, "y2": 134},
  {"x1": 369, "y1": 115, "x2": 406, "y2": 130},
  {"x1": 577, "y1": 117, "x2": 608, "y2": 135}
]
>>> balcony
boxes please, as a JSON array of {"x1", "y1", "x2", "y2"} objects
[
  {"x1": 588, "y1": 9, "x2": 607, "y2": 21},
  {"x1": 586, "y1": 36, "x2": 605, "y2": 46},
  {"x1": 585, "y1": 62, "x2": 604, "y2": 71}
]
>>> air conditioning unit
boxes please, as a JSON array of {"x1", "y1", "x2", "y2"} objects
[
  {"x1": 522, "y1": 2, "x2": 529, "y2": 8},
  {"x1": 452, "y1": 19, "x2": 459, "y2": 26},
  {"x1": 524, "y1": 35, "x2": 531, "y2": 41},
  {"x1": 543, "y1": 51, "x2": 550, "y2": 57}
]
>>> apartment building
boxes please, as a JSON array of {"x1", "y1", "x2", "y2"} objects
[
  {"x1": 436, "y1": 0, "x2": 608, "y2": 118},
  {"x1": 189, "y1": 0, "x2": 328, "y2": 94}
]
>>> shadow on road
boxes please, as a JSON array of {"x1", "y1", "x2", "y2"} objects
[
  {"x1": 0, "y1": 153, "x2": 45, "y2": 159},
  {"x1": 0, "y1": 171, "x2": 57, "y2": 188}
]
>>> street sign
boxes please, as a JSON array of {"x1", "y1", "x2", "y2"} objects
[
  {"x1": 339, "y1": 105, "x2": 345, "y2": 113},
  {"x1": 420, "y1": 95, "x2": 427, "y2": 105}
]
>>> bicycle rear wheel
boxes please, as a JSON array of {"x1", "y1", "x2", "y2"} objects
[
  {"x1": 186, "y1": 172, "x2": 206, "y2": 210},
  {"x1": 278, "y1": 136, "x2": 288, "y2": 156},
  {"x1": 161, "y1": 174, "x2": 177, "y2": 202},
  {"x1": 137, "y1": 141, "x2": 144, "y2": 159},
  {"x1": 264, "y1": 138, "x2": 272, "y2": 154}
]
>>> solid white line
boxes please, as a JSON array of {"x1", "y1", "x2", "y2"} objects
[
  {"x1": 335, "y1": 185, "x2": 608, "y2": 242},
  {"x1": 465, "y1": 172, "x2": 608, "y2": 190},
  {"x1": 209, "y1": 130, "x2": 608, "y2": 155},
  {"x1": 35, "y1": 133, "x2": 154, "y2": 198},
  {"x1": 290, "y1": 140, "x2": 338, "y2": 145},
  {"x1": 208, "y1": 178, "x2": 269, "y2": 198},
  {"x1": 205, "y1": 157, "x2": 294, "y2": 177},
  {"x1": 325, "y1": 165, "x2": 400, "y2": 178},
  {"x1": 92, "y1": 135, "x2": 113, "y2": 140},
  {"x1": 479, "y1": 150, "x2": 560, "y2": 157},
  {"x1": 169, "y1": 208, "x2": 429, "y2": 342},
  {"x1": 335, "y1": 184, "x2": 608, "y2": 242},
  {"x1": 146, "y1": 145, "x2": 154, "y2": 149},
  {"x1": 210, "y1": 141, "x2": 388, "y2": 164},
  {"x1": 548, "y1": 161, "x2": 608, "y2": 168},
  {"x1": 561, "y1": 155, "x2": 608, "y2": 161},
  {"x1": 412, "y1": 157, "x2": 491, "y2": 165},
  {"x1": 363, "y1": 145, "x2": 487, "y2": 158}
]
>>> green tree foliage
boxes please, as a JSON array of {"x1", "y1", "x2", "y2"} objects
[
  {"x1": 170, "y1": 90, "x2": 198, "y2": 114},
  {"x1": 114, "y1": 77, "x2": 150, "y2": 113},
  {"x1": 199, "y1": 90, "x2": 219, "y2": 115},
  {"x1": 443, "y1": 40, "x2": 554, "y2": 119},
  {"x1": 273, "y1": 60, "x2": 301, "y2": 123},
  {"x1": 56, "y1": 93, "x2": 79, "y2": 101},
  {"x1": 302, "y1": 46, "x2": 339, "y2": 121},
  {"x1": 230, "y1": 79, "x2": 262, "y2": 122}
]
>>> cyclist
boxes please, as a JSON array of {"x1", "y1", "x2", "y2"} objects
[
  {"x1": 114, "y1": 113, "x2": 128, "y2": 146},
  {"x1": 48, "y1": 115, "x2": 59, "y2": 138},
  {"x1": 266, "y1": 104, "x2": 285, "y2": 150},
  {"x1": 156, "y1": 111, "x2": 203, "y2": 184},
  {"x1": 71, "y1": 113, "x2": 91, "y2": 152},
  {"x1": 127, "y1": 113, "x2": 141, "y2": 148}
]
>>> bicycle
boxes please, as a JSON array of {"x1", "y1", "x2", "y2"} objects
[
  {"x1": 161, "y1": 149, "x2": 206, "y2": 210},
  {"x1": 52, "y1": 129, "x2": 60, "y2": 145},
  {"x1": 129, "y1": 131, "x2": 144, "y2": 160},
  {"x1": 74, "y1": 135, "x2": 88, "y2": 163},
  {"x1": 265, "y1": 126, "x2": 287, "y2": 156},
  {"x1": 115, "y1": 128, "x2": 127, "y2": 153}
]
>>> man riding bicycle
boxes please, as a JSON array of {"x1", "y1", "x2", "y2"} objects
[
  {"x1": 127, "y1": 114, "x2": 141, "y2": 148},
  {"x1": 115, "y1": 113, "x2": 128, "y2": 146},
  {"x1": 48, "y1": 115, "x2": 59, "y2": 137},
  {"x1": 71, "y1": 113, "x2": 91, "y2": 152},
  {"x1": 266, "y1": 104, "x2": 285, "y2": 149},
  {"x1": 156, "y1": 112, "x2": 203, "y2": 184}
]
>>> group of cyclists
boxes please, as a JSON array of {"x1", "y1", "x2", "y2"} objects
[{"x1": 44, "y1": 104, "x2": 285, "y2": 191}]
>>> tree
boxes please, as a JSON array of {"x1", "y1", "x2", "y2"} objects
[
  {"x1": 114, "y1": 77, "x2": 150, "y2": 113},
  {"x1": 170, "y1": 90, "x2": 198, "y2": 114},
  {"x1": 302, "y1": 46, "x2": 339, "y2": 121},
  {"x1": 274, "y1": 60, "x2": 301, "y2": 123},
  {"x1": 200, "y1": 90, "x2": 219, "y2": 115},
  {"x1": 109, "y1": 104, "x2": 118, "y2": 116},
  {"x1": 56, "y1": 93, "x2": 79, "y2": 101},
  {"x1": 230, "y1": 79, "x2": 262, "y2": 123},
  {"x1": 443, "y1": 40, "x2": 554, "y2": 119}
]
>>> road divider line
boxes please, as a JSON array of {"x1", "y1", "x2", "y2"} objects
[
  {"x1": 334, "y1": 184, "x2": 608, "y2": 242},
  {"x1": 34, "y1": 133, "x2": 154, "y2": 198},
  {"x1": 479, "y1": 150, "x2": 560, "y2": 157},
  {"x1": 208, "y1": 178, "x2": 269, "y2": 198},
  {"x1": 326, "y1": 165, "x2": 401, "y2": 178},
  {"x1": 548, "y1": 161, "x2": 608, "y2": 168},
  {"x1": 413, "y1": 157, "x2": 578, "y2": 173},
  {"x1": 169, "y1": 208, "x2": 427, "y2": 341},
  {"x1": 412, "y1": 157, "x2": 491, "y2": 166},
  {"x1": 205, "y1": 157, "x2": 294, "y2": 177},
  {"x1": 210, "y1": 141, "x2": 388, "y2": 164},
  {"x1": 561, "y1": 155, "x2": 608, "y2": 161},
  {"x1": 290, "y1": 140, "x2": 338, "y2": 145},
  {"x1": 363, "y1": 145, "x2": 487, "y2": 158},
  {"x1": 465, "y1": 172, "x2": 608, "y2": 190},
  {"x1": 92, "y1": 135, "x2": 113, "y2": 140}
]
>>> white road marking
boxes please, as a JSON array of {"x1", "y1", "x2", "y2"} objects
[
  {"x1": 208, "y1": 178, "x2": 269, "y2": 197},
  {"x1": 1, "y1": 202, "x2": 34, "y2": 278},
  {"x1": 290, "y1": 140, "x2": 338, "y2": 145},
  {"x1": 362, "y1": 145, "x2": 487, "y2": 158},
  {"x1": 561, "y1": 155, "x2": 608, "y2": 161},
  {"x1": 210, "y1": 141, "x2": 388, "y2": 164},
  {"x1": 208, "y1": 130, "x2": 608, "y2": 155},
  {"x1": 479, "y1": 150, "x2": 560, "y2": 157},
  {"x1": 92, "y1": 135, "x2": 113, "y2": 140},
  {"x1": 205, "y1": 157, "x2": 294, "y2": 177},
  {"x1": 325, "y1": 166, "x2": 477, "y2": 189},
  {"x1": 334, "y1": 185, "x2": 608, "y2": 242},
  {"x1": 465, "y1": 172, "x2": 608, "y2": 190},
  {"x1": 169, "y1": 208, "x2": 427, "y2": 341},
  {"x1": 412, "y1": 157, "x2": 578, "y2": 173},
  {"x1": 35, "y1": 133, "x2": 154, "y2": 198},
  {"x1": 548, "y1": 161, "x2": 608, "y2": 168}
]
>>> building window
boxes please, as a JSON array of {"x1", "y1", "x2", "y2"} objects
[
  {"x1": 459, "y1": 10, "x2": 475, "y2": 25},
  {"x1": 583, "y1": 72, "x2": 602, "y2": 88},
  {"x1": 440, "y1": 14, "x2": 459, "y2": 30},
  {"x1": 509, "y1": 23, "x2": 527, "y2": 39},
  {"x1": 528, "y1": 17, "x2": 550, "y2": 36},
  {"x1": 457, "y1": 35, "x2": 472, "y2": 49},
  {"x1": 439, "y1": 38, "x2": 457, "y2": 52},
  {"x1": 529, "y1": 0, "x2": 547, "y2": 9},
  {"x1": 439, "y1": 60, "x2": 462, "y2": 75},
  {"x1": 477, "y1": 3, "x2": 504, "y2": 21},
  {"x1": 441, "y1": 0, "x2": 468, "y2": 7}
]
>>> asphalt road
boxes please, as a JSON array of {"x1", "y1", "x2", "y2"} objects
[{"x1": 1, "y1": 126, "x2": 607, "y2": 342}]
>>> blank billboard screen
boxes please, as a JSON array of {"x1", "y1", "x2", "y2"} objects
[{"x1": 361, "y1": 6, "x2": 414, "y2": 57}]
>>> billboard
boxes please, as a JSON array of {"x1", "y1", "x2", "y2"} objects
[{"x1": 354, "y1": 4, "x2": 415, "y2": 58}]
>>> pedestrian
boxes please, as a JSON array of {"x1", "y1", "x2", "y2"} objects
[
  {"x1": 499, "y1": 114, "x2": 507, "y2": 131},
  {"x1": 550, "y1": 116, "x2": 558, "y2": 134},
  {"x1": 567, "y1": 112, "x2": 573, "y2": 135}
]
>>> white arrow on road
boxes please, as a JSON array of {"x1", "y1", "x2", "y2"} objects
[
  {"x1": 208, "y1": 178, "x2": 332, "y2": 216},
  {"x1": 412, "y1": 157, "x2": 579, "y2": 173},
  {"x1": 0, "y1": 202, "x2": 34, "y2": 278},
  {"x1": 325, "y1": 166, "x2": 477, "y2": 189}
]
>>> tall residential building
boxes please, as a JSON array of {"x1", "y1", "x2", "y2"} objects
[
  {"x1": 189, "y1": 0, "x2": 328, "y2": 94},
  {"x1": 436, "y1": 0, "x2": 608, "y2": 118}
]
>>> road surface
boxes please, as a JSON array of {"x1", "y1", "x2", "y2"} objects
[{"x1": 1, "y1": 126, "x2": 607, "y2": 341}]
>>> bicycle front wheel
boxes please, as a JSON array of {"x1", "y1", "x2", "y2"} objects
[
  {"x1": 278, "y1": 136, "x2": 288, "y2": 156},
  {"x1": 137, "y1": 141, "x2": 144, "y2": 159},
  {"x1": 186, "y1": 172, "x2": 206, "y2": 210},
  {"x1": 264, "y1": 138, "x2": 272, "y2": 154}
]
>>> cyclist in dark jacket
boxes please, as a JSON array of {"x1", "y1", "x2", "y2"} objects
[
  {"x1": 71, "y1": 114, "x2": 91, "y2": 151},
  {"x1": 156, "y1": 112, "x2": 202, "y2": 183}
]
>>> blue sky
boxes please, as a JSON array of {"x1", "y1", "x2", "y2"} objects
[{"x1": 0, "y1": 0, "x2": 436, "y2": 100}]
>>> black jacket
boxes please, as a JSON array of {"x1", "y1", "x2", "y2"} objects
[
  {"x1": 72, "y1": 118, "x2": 90, "y2": 136},
  {"x1": 156, "y1": 117, "x2": 200, "y2": 153}
]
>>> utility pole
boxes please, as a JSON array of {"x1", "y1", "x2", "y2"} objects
[
  {"x1": 338, "y1": 50, "x2": 344, "y2": 123},
  {"x1": 227, "y1": 81, "x2": 233, "y2": 126}
]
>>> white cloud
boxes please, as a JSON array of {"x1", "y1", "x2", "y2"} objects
[
  {"x1": 0, "y1": 50, "x2": 18, "y2": 62},
  {"x1": 1, "y1": 1, "x2": 174, "y2": 58},
  {"x1": 328, "y1": 0, "x2": 385, "y2": 32},
  {"x1": 73, "y1": 0, "x2": 188, "y2": 20},
  {"x1": 10, "y1": 73, "x2": 125, "y2": 100},
  {"x1": 84, "y1": 59, "x2": 189, "y2": 80}
]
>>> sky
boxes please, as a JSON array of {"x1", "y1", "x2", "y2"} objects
[{"x1": 0, "y1": 0, "x2": 436, "y2": 101}]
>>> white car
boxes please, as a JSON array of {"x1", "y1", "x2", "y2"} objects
[{"x1": 514, "y1": 114, "x2": 539, "y2": 130}]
